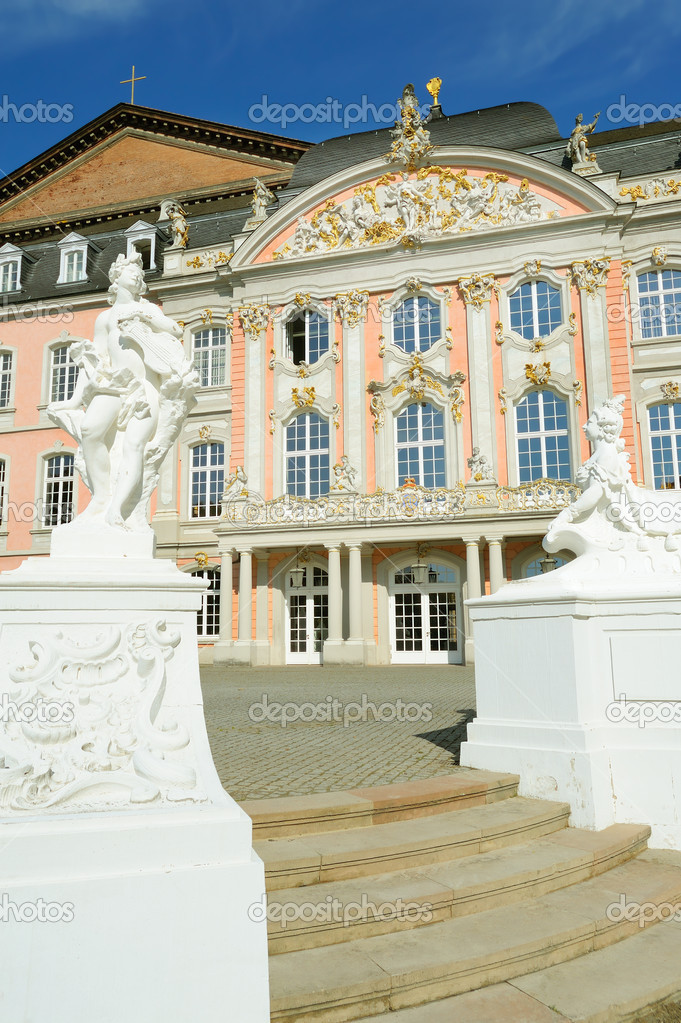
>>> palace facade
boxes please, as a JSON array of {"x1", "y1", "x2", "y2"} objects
[{"x1": 1, "y1": 90, "x2": 681, "y2": 664}]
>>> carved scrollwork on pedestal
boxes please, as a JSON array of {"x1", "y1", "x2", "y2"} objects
[{"x1": 0, "y1": 622, "x2": 203, "y2": 812}]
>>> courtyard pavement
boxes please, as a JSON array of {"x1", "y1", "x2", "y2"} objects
[{"x1": 200, "y1": 664, "x2": 476, "y2": 800}]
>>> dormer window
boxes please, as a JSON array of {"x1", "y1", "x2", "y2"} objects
[
  {"x1": 125, "y1": 221, "x2": 159, "y2": 271},
  {"x1": 0, "y1": 243, "x2": 23, "y2": 292},
  {"x1": 57, "y1": 233, "x2": 89, "y2": 285}
]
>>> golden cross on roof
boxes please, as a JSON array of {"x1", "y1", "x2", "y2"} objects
[{"x1": 120, "y1": 65, "x2": 147, "y2": 104}]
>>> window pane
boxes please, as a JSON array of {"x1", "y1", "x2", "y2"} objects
[
  {"x1": 395, "y1": 402, "x2": 446, "y2": 487},
  {"x1": 515, "y1": 390, "x2": 571, "y2": 482},
  {"x1": 190, "y1": 442, "x2": 225, "y2": 517},
  {"x1": 649, "y1": 401, "x2": 681, "y2": 489},
  {"x1": 285, "y1": 413, "x2": 330, "y2": 498}
]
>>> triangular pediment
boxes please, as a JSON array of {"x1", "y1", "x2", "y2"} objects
[{"x1": 0, "y1": 131, "x2": 296, "y2": 225}]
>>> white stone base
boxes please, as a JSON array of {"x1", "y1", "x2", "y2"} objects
[
  {"x1": 460, "y1": 573, "x2": 681, "y2": 849},
  {"x1": 323, "y1": 638, "x2": 370, "y2": 665},
  {"x1": 0, "y1": 555, "x2": 269, "y2": 1022},
  {"x1": 0, "y1": 807, "x2": 269, "y2": 1022}
]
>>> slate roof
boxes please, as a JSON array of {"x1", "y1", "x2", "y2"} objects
[{"x1": 287, "y1": 102, "x2": 561, "y2": 191}]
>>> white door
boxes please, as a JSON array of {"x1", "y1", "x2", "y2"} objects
[
  {"x1": 286, "y1": 566, "x2": 329, "y2": 664},
  {"x1": 389, "y1": 562, "x2": 462, "y2": 664}
]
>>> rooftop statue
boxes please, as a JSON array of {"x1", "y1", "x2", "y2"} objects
[
  {"x1": 47, "y1": 252, "x2": 199, "y2": 543},
  {"x1": 565, "y1": 111, "x2": 601, "y2": 174},
  {"x1": 545, "y1": 395, "x2": 681, "y2": 566}
]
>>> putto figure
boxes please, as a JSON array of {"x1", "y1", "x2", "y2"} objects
[
  {"x1": 47, "y1": 252, "x2": 199, "y2": 537},
  {"x1": 545, "y1": 395, "x2": 681, "y2": 562}
]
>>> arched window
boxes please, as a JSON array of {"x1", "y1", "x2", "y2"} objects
[
  {"x1": 285, "y1": 412, "x2": 330, "y2": 498},
  {"x1": 50, "y1": 344, "x2": 78, "y2": 403},
  {"x1": 393, "y1": 296, "x2": 441, "y2": 353},
  {"x1": 192, "y1": 567, "x2": 220, "y2": 637},
  {"x1": 509, "y1": 281, "x2": 562, "y2": 340},
  {"x1": 648, "y1": 402, "x2": 681, "y2": 489},
  {"x1": 190, "y1": 442, "x2": 225, "y2": 518},
  {"x1": 638, "y1": 269, "x2": 681, "y2": 339},
  {"x1": 193, "y1": 328, "x2": 227, "y2": 388},
  {"x1": 395, "y1": 402, "x2": 446, "y2": 488},
  {"x1": 286, "y1": 310, "x2": 330, "y2": 365},
  {"x1": 515, "y1": 390, "x2": 571, "y2": 482},
  {"x1": 43, "y1": 454, "x2": 74, "y2": 526}
]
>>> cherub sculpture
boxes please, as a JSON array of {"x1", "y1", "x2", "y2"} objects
[{"x1": 545, "y1": 395, "x2": 681, "y2": 562}]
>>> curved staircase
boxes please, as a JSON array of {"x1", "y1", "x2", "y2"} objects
[{"x1": 240, "y1": 769, "x2": 681, "y2": 1023}]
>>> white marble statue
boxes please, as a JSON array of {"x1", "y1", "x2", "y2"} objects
[
  {"x1": 166, "y1": 200, "x2": 189, "y2": 248},
  {"x1": 566, "y1": 111, "x2": 600, "y2": 166},
  {"x1": 467, "y1": 447, "x2": 495, "y2": 482},
  {"x1": 545, "y1": 395, "x2": 681, "y2": 562},
  {"x1": 47, "y1": 251, "x2": 199, "y2": 539},
  {"x1": 251, "y1": 178, "x2": 275, "y2": 219}
]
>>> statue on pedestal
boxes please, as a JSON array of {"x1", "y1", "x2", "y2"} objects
[
  {"x1": 47, "y1": 252, "x2": 199, "y2": 539},
  {"x1": 467, "y1": 447, "x2": 495, "y2": 482},
  {"x1": 545, "y1": 395, "x2": 681, "y2": 562},
  {"x1": 565, "y1": 112, "x2": 601, "y2": 175}
]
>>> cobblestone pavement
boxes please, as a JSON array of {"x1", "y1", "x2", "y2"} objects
[{"x1": 200, "y1": 664, "x2": 476, "y2": 800}]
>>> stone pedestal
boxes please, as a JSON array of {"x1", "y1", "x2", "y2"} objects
[
  {"x1": 0, "y1": 554, "x2": 269, "y2": 1022},
  {"x1": 461, "y1": 561, "x2": 681, "y2": 850}
]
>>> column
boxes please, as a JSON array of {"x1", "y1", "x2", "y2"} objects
[
  {"x1": 252, "y1": 550, "x2": 271, "y2": 665},
  {"x1": 348, "y1": 543, "x2": 363, "y2": 642},
  {"x1": 466, "y1": 539, "x2": 482, "y2": 599},
  {"x1": 237, "y1": 547, "x2": 253, "y2": 643},
  {"x1": 326, "y1": 543, "x2": 342, "y2": 642},
  {"x1": 487, "y1": 536, "x2": 505, "y2": 594},
  {"x1": 465, "y1": 539, "x2": 481, "y2": 665},
  {"x1": 212, "y1": 550, "x2": 237, "y2": 664}
]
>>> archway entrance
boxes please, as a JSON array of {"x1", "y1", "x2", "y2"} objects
[{"x1": 389, "y1": 562, "x2": 462, "y2": 664}]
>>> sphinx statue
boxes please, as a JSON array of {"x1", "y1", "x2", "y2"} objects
[
  {"x1": 545, "y1": 395, "x2": 681, "y2": 566},
  {"x1": 47, "y1": 252, "x2": 199, "y2": 544}
]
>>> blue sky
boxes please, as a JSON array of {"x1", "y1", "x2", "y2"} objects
[{"x1": 1, "y1": 0, "x2": 680, "y2": 177}]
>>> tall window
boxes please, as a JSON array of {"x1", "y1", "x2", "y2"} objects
[
  {"x1": 51, "y1": 345, "x2": 78, "y2": 403},
  {"x1": 193, "y1": 328, "x2": 227, "y2": 387},
  {"x1": 395, "y1": 402, "x2": 446, "y2": 488},
  {"x1": 509, "y1": 281, "x2": 562, "y2": 340},
  {"x1": 649, "y1": 402, "x2": 681, "y2": 489},
  {"x1": 192, "y1": 567, "x2": 220, "y2": 637},
  {"x1": 286, "y1": 311, "x2": 330, "y2": 365},
  {"x1": 63, "y1": 250, "x2": 85, "y2": 283},
  {"x1": 285, "y1": 412, "x2": 330, "y2": 498},
  {"x1": 393, "y1": 297, "x2": 441, "y2": 353},
  {"x1": 43, "y1": 454, "x2": 74, "y2": 526},
  {"x1": 0, "y1": 260, "x2": 19, "y2": 292},
  {"x1": 638, "y1": 270, "x2": 681, "y2": 339},
  {"x1": 515, "y1": 390, "x2": 571, "y2": 483},
  {"x1": 190, "y1": 442, "x2": 225, "y2": 518},
  {"x1": 0, "y1": 352, "x2": 13, "y2": 408},
  {"x1": 0, "y1": 459, "x2": 6, "y2": 526}
]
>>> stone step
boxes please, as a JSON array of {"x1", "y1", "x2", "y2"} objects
[
  {"x1": 241, "y1": 770, "x2": 519, "y2": 839},
  {"x1": 358, "y1": 915, "x2": 681, "y2": 1023},
  {"x1": 257, "y1": 796, "x2": 571, "y2": 891},
  {"x1": 268, "y1": 857, "x2": 681, "y2": 1023},
  {"x1": 265, "y1": 823, "x2": 649, "y2": 953}
]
